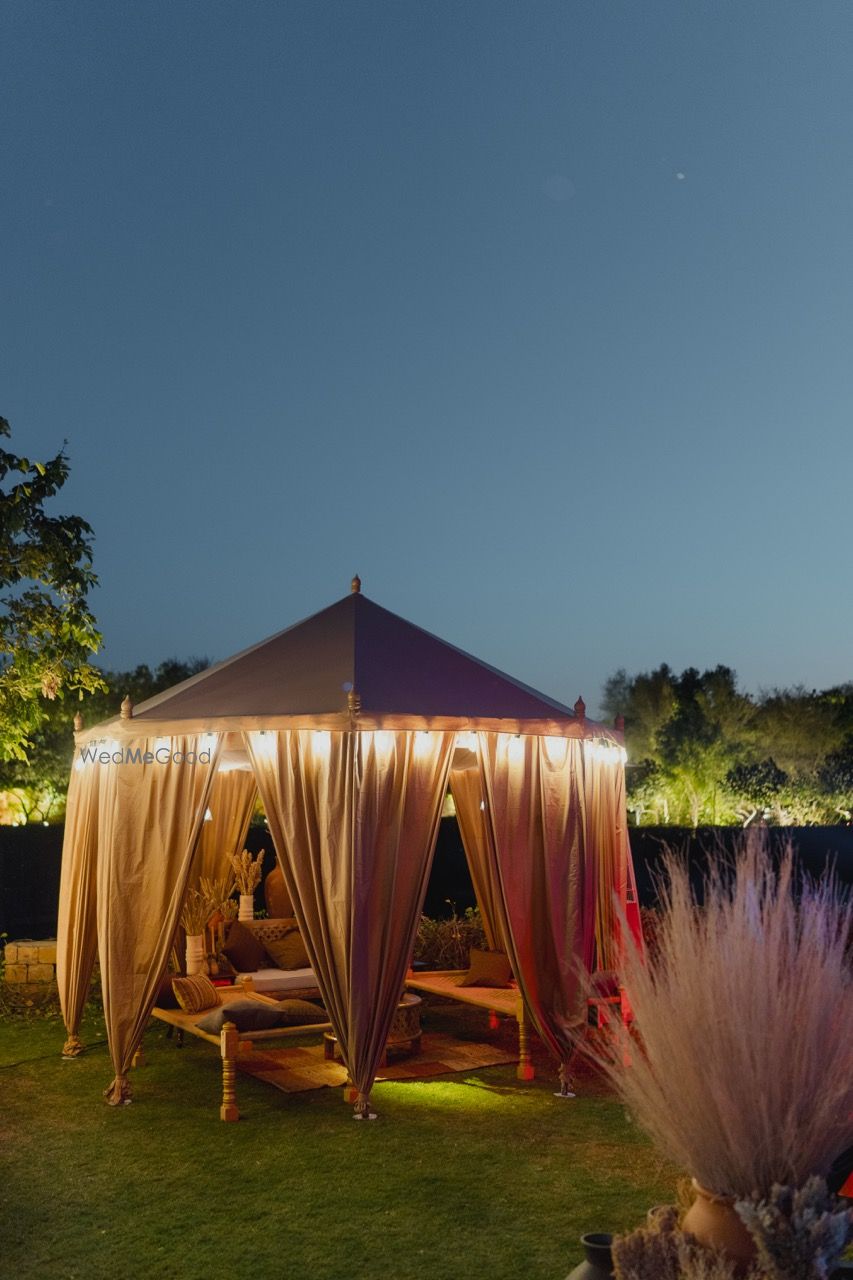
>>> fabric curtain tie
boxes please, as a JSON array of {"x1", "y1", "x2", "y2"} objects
[
  {"x1": 62, "y1": 1034, "x2": 84, "y2": 1059},
  {"x1": 353, "y1": 1091, "x2": 377, "y2": 1121},
  {"x1": 103, "y1": 1074, "x2": 132, "y2": 1106},
  {"x1": 556, "y1": 1059, "x2": 577, "y2": 1100}
]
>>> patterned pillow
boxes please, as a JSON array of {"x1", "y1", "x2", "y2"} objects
[
  {"x1": 275, "y1": 998, "x2": 327, "y2": 1026},
  {"x1": 171, "y1": 974, "x2": 221, "y2": 1014},
  {"x1": 457, "y1": 948, "x2": 512, "y2": 988},
  {"x1": 263, "y1": 929, "x2": 311, "y2": 971}
]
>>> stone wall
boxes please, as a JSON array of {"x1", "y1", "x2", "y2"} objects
[{"x1": 3, "y1": 939, "x2": 57, "y2": 989}]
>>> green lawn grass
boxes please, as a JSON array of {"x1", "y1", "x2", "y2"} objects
[{"x1": 0, "y1": 1001, "x2": 679, "y2": 1280}]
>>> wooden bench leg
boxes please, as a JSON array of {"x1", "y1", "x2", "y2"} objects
[
  {"x1": 516, "y1": 1001, "x2": 534, "y2": 1081},
  {"x1": 220, "y1": 1022, "x2": 240, "y2": 1122}
]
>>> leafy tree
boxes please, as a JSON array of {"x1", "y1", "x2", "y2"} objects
[
  {"x1": 601, "y1": 665, "x2": 677, "y2": 763},
  {"x1": 726, "y1": 758, "x2": 788, "y2": 827},
  {"x1": 0, "y1": 418, "x2": 105, "y2": 761},
  {"x1": 0, "y1": 657, "x2": 208, "y2": 823},
  {"x1": 818, "y1": 737, "x2": 853, "y2": 822}
]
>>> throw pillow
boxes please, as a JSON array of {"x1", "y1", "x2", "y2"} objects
[
  {"x1": 195, "y1": 999, "x2": 287, "y2": 1035},
  {"x1": 263, "y1": 929, "x2": 311, "y2": 971},
  {"x1": 221, "y1": 920, "x2": 269, "y2": 973},
  {"x1": 172, "y1": 974, "x2": 221, "y2": 1014},
  {"x1": 275, "y1": 998, "x2": 327, "y2": 1026},
  {"x1": 457, "y1": 948, "x2": 512, "y2": 988}
]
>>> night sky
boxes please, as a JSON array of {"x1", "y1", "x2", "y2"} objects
[{"x1": 3, "y1": 2, "x2": 852, "y2": 716}]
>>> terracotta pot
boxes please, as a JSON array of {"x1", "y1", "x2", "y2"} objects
[
  {"x1": 565, "y1": 1233, "x2": 614, "y2": 1280},
  {"x1": 682, "y1": 1180, "x2": 755, "y2": 1271}
]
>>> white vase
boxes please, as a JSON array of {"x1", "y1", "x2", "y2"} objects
[
  {"x1": 239, "y1": 894, "x2": 254, "y2": 922},
  {"x1": 185, "y1": 933, "x2": 206, "y2": 976}
]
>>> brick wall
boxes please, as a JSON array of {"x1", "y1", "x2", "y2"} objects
[{"x1": 4, "y1": 939, "x2": 57, "y2": 989}]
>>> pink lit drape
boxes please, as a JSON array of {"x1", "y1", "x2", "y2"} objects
[
  {"x1": 245, "y1": 729, "x2": 453, "y2": 1114},
  {"x1": 56, "y1": 760, "x2": 102, "y2": 1057},
  {"x1": 452, "y1": 734, "x2": 597, "y2": 1074},
  {"x1": 96, "y1": 734, "x2": 221, "y2": 1103}
]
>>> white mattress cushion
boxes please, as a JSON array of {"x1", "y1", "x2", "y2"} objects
[{"x1": 238, "y1": 967, "x2": 317, "y2": 993}]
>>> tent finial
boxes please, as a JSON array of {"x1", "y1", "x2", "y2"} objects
[
  {"x1": 120, "y1": 694, "x2": 133, "y2": 719},
  {"x1": 347, "y1": 688, "x2": 362, "y2": 714},
  {"x1": 351, "y1": 574, "x2": 361, "y2": 594},
  {"x1": 73, "y1": 711, "x2": 83, "y2": 733},
  {"x1": 573, "y1": 696, "x2": 586, "y2": 721}
]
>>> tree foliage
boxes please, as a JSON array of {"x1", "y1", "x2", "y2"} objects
[
  {"x1": 0, "y1": 418, "x2": 105, "y2": 761},
  {"x1": 603, "y1": 665, "x2": 853, "y2": 826},
  {"x1": 0, "y1": 658, "x2": 209, "y2": 823}
]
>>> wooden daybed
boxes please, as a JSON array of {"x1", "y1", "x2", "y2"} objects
[
  {"x1": 150, "y1": 984, "x2": 332, "y2": 1121},
  {"x1": 404, "y1": 969, "x2": 535, "y2": 1080}
]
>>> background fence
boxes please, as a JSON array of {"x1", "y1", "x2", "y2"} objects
[{"x1": 2, "y1": 820, "x2": 852, "y2": 942}]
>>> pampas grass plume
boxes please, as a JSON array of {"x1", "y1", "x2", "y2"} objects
[{"x1": 592, "y1": 835, "x2": 853, "y2": 1199}]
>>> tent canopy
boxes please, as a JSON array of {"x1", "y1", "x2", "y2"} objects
[
  {"x1": 76, "y1": 582, "x2": 618, "y2": 741},
  {"x1": 59, "y1": 580, "x2": 633, "y2": 1116}
]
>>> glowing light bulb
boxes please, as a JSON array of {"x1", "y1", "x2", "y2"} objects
[
  {"x1": 373, "y1": 731, "x2": 395, "y2": 755},
  {"x1": 455, "y1": 731, "x2": 478, "y2": 752},
  {"x1": 507, "y1": 735, "x2": 525, "y2": 764},
  {"x1": 413, "y1": 731, "x2": 432, "y2": 758},
  {"x1": 312, "y1": 730, "x2": 331, "y2": 757}
]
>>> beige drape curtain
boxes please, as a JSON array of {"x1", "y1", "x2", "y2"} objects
[
  {"x1": 447, "y1": 765, "x2": 501, "y2": 950},
  {"x1": 97, "y1": 734, "x2": 221, "y2": 1104},
  {"x1": 583, "y1": 749, "x2": 629, "y2": 971},
  {"x1": 56, "y1": 761, "x2": 102, "y2": 1058},
  {"x1": 453, "y1": 734, "x2": 594, "y2": 1075},
  {"x1": 245, "y1": 728, "x2": 454, "y2": 1115},
  {"x1": 194, "y1": 768, "x2": 257, "y2": 884}
]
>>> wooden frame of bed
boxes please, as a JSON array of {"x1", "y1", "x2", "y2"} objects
[
  {"x1": 150, "y1": 984, "x2": 331, "y2": 1121},
  {"x1": 404, "y1": 969, "x2": 535, "y2": 1080}
]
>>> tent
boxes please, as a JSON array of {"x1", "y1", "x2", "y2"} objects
[{"x1": 57, "y1": 579, "x2": 639, "y2": 1115}]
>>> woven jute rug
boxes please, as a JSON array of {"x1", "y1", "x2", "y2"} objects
[{"x1": 235, "y1": 1033, "x2": 518, "y2": 1094}]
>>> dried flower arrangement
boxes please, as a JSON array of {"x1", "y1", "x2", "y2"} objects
[
  {"x1": 229, "y1": 847, "x2": 265, "y2": 896},
  {"x1": 611, "y1": 1179, "x2": 852, "y2": 1280},
  {"x1": 199, "y1": 873, "x2": 236, "y2": 917},
  {"x1": 180, "y1": 887, "x2": 215, "y2": 936},
  {"x1": 589, "y1": 836, "x2": 853, "y2": 1201}
]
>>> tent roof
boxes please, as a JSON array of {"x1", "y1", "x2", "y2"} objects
[{"x1": 79, "y1": 587, "x2": 617, "y2": 740}]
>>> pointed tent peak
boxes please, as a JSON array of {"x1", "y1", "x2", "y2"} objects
[
  {"x1": 120, "y1": 695, "x2": 133, "y2": 719},
  {"x1": 351, "y1": 574, "x2": 361, "y2": 594},
  {"x1": 99, "y1": 587, "x2": 614, "y2": 738},
  {"x1": 73, "y1": 711, "x2": 83, "y2": 733},
  {"x1": 573, "y1": 696, "x2": 586, "y2": 721}
]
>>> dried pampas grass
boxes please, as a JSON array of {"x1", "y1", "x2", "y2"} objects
[{"x1": 591, "y1": 835, "x2": 853, "y2": 1199}]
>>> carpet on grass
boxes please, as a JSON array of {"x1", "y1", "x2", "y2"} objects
[{"x1": 235, "y1": 1032, "x2": 518, "y2": 1093}]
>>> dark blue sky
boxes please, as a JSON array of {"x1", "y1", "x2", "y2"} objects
[{"x1": 3, "y1": 2, "x2": 852, "y2": 716}]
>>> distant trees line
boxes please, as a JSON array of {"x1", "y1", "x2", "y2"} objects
[
  {"x1": 4, "y1": 657, "x2": 853, "y2": 828},
  {"x1": 603, "y1": 665, "x2": 853, "y2": 827}
]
